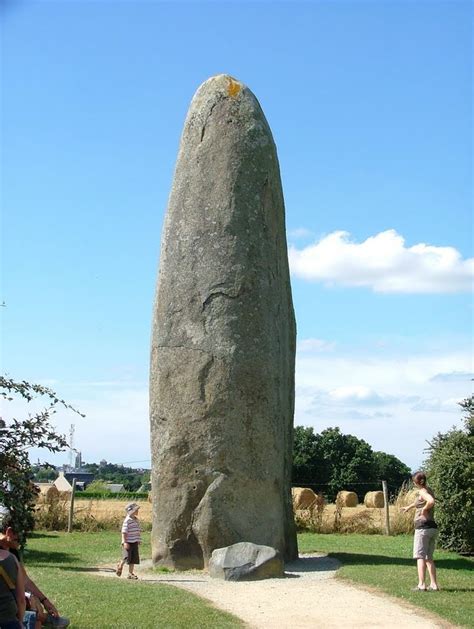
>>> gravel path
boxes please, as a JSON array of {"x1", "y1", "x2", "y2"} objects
[{"x1": 97, "y1": 554, "x2": 452, "y2": 628}]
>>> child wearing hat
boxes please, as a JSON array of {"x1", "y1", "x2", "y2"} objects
[{"x1": 116, "y1": 503, "x2": 141, "y2": 579}]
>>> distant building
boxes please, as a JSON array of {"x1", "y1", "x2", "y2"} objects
[
  {"x1": 105, "y1": 483, "x2": 125, "y2": 493},
  {"x1": 54, "y1": 472, "x2": 72, "y2": 492},
  {"x1": 74, "y1": 451, "x2": 82, "y2": 469},
  {"x1": 53, "y1": 470, "x2": 95, "y2": 492}
]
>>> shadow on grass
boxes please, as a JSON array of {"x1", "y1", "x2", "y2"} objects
[
  {"x1": 436, "y1": 557, "x2": 474, "y2": 571},
  {"x1": 329, "y1": 552, "x2": 412, "y2": 567},
  {"x1": 329, "y1": 552, "x2": 473, "y2": 573},
  {"x1": 58, "y1": 566, "x2": 108, "y2": 573},
  {"x1": 23, "y1": 548, "x2": 81, "y2": 566},
  {"x1": 29, "y1": 532, "x2": 60, "y2": 540}
]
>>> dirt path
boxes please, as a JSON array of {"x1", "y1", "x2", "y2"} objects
[{"x1": 96, "y1": 553, "x2": 452, "y2": 628}]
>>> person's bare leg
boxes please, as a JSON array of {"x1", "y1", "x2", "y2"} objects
[
  {"x1": 426, "y1": 559, "x2": 438, "y2": 589},
  {"x1": 417, "y1": 558, "x2": 427, "y2": 588},
  {"x1": 128, "y1": 562, "x2": 134, "y2": 575}
]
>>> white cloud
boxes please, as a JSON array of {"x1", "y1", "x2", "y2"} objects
[
  {"x1": 294, "y1": 344, "x2": 471, "y2": 467},
  {"x1": 22, "y1": 385, "x2": 151, "y2": 468},
  {"x1": 410, "y1": 397, "x2": 461, "y2": 413},
  {"x1": 297, "y1": 338, "x2": 335, "y2": 353},
  {"x1": 289, "y1": 229, "x2": 474, "y2": 293},
  {"x1": 328, "y1": 385, "x2": 386, "y2": 405},
  {"x1": 17, "y1": 343, "x2": 470, "y2": 472},
  {"x1": 288, "y1": 227, "x2": 314, "y2": 240},
  {"x1": 430, "y1": 371, "x2": 474, "y2": 383}
]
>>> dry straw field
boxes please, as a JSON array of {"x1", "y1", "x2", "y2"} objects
[{"x1": 35, "y1": 487, "x2": 415, "y2": 535}]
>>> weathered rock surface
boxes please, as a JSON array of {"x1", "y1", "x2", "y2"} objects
[
  {"x1": 209, "y1": 542, "x2": 284, "y2": 581},
  {"x1": 150, "y1": 74, "x2": 297, "y2": 569}
]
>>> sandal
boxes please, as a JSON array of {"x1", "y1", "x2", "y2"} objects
[
  {"x1": 412, "y1": 586, "x2": 426, "y2": 591},
  {"x1": 427, "y1": 586, "x2": 440, "y2": 591},
  {"x1": 115, "y1": 563, "x2": 123, "y2": 577},
  {"x1": 127, "y1": 574, "x2": 138, "y2": 580}
]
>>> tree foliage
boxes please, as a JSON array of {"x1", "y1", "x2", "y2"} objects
[
  {"x1": 31, "y1": 465, "x2": 57, "y2": 482},
  {"x1": 292, "y1": 426, "x2": 320, "y2": 484},
  {"x1": 0, "y1": 376, "x2": 83, "y2": 545},
  {"x1": 425, "y1": 395, "x2": 474, "y2": 554},
  {"x1": 373, "y1": 451, "x2": 411, "y2": 494},
  {"x1": 292, "y1": 425, "x2": 411, "y2": 501},
  {"x1": 81, "y1": 461, "x2": 149, "y2": 492}
]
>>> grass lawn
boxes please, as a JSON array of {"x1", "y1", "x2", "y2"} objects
[
  {"x1": 23, "y1": 531, "x2": 473, "y2": 628},
  {"x1": 23, "y1": 531, "x2": 243, "y2": 629},
  {"x1": 299, "y1": 533, "x2": 473, "y2": 628}
]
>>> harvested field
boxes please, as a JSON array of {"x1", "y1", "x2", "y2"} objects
[
  {"x1": 70, "y1": 498, "x2": 410, "y2": 535},
  {"x1": 74, "y1": 498, "x2": 152, "y2": 520}
]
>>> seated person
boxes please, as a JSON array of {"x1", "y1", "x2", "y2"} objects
[
  {"x1": 0, "y1": 536, "x2": 25, "y2": 628},
  {"x1": 0, "y1": 510, "x2": 69, "y2": 628}
]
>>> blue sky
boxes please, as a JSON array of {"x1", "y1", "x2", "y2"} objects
[{"x1": 1, "y1": 0, "x2": 472, "y2": 471}]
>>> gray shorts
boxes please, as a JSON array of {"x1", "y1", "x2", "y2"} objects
[
  {"x1": 122, "y1": 541, "x2": 140, "y2": 565},
  {"x1": 413, "y1": 528, "x2": 438, "y2": 560}
]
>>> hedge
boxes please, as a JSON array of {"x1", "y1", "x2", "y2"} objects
[{"x1": 78, "y1": 491, "x2": 149, "y2": 500}]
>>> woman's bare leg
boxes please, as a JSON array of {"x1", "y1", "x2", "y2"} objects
[
  {"x1": 426, "y1": 560, "x2": 438, "y2": 589},
  {"x1": 417, "y1": 558, "x2": 427, "y2": 587}
]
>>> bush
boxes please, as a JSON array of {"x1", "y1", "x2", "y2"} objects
[
  {"x1": 80, "y1": 491, "x2": 148, "y2": 500},
  {"x1": 390, "y1": 484, "x2": 416, "y2": 535},
  {"x1": 85, "y1": 480, "x2": 111, "y2": 493},
  {"x1": 34, "y1": 491, "x2": 69, "y2": 531},
  {"x1": 294, "y1": 495, "x2": 326, "y2": 533},
  {"x1": 425, "y1": 396, "x2": 474, "y2": 554},
  {"x1": 0, "y1": 376, "x2": 82, "y2": 545}
]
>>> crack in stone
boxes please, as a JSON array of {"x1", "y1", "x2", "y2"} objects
[
  {"x1": 200, "y1": 101, "x2": 218, "y2": 142},
  {"x1": 198, "y1": 355, "x2": 214, "y2": 401},
  {"x1": 202, "y1": 290, "x2": 240, "y2": 311}
]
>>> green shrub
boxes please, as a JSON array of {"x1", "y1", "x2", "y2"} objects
[
  {"x1": 425, "y1": 395, "x2": 474, "y2": 554},
  {"x1": 79, "y1": 491, "x2": 148, "y2": 500},
  {"x1": 84, "y1": 480, "x2": 111, "y2": 493}
]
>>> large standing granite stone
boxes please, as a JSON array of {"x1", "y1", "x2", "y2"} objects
[{"x1": 150, "y1": 74, "x2": 297, "y2": 569}]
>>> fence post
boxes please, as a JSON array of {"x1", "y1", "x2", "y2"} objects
[
  {"x1": 68, "y1": 478, "x2": 77, "y2": 533},
  {"x1": 382, "y1": 480, "x2": 390, "y2": 535}
]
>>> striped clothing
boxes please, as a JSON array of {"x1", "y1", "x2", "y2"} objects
[{"x1": 121, "y1": 515, "x2": 141, "y2": 543}]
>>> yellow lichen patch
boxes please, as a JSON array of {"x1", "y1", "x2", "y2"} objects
[{"x1": 227, "y1": 77, "x2": 242, "y2": 97}]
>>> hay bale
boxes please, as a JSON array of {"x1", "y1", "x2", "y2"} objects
[
  {"x1": 292, "y1": 487, "x2": 320, "y2": 510},
  {"x1": 44, "y1": 485, "x2": 60, "y2": 500},
  {"x1": 336, "y1": 490, "x2": 358, "y2": 507},
  {"x1": 364, "y1": 491, "x2": 384, "y2": 508},
  {"x1": 40, "y1": 485, "x2": 59, "y2": 502},
  {"x1": 36, "y1": 484, "x2": 60, "y2": 505}
]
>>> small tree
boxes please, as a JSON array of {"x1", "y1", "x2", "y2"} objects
[
  {"x1": 373, "y1": 451, "x2": 411, "y2": 495},
  {"x1": 0, "y1": 376, "x2": 83, "y2": 545},
  {"x1": 425, "y1": 395, "x2": 474, "y2": 554},
  {"x1": 318, "y1": 428, "x2": 378, "y2": 500},
  {"x1": 292, "y1": 426, "x2": 321, "y2": 485},
  {"x1": 292, "y1": 426, "x2": 403, "y2": 501},
  {"x1": 84, "y1": 480, "x2": 110, "y2": 493}
]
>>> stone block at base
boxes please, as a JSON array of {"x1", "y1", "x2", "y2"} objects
[{"x1": 209, "y1": 542, "x2": 284, "y2": 581}]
